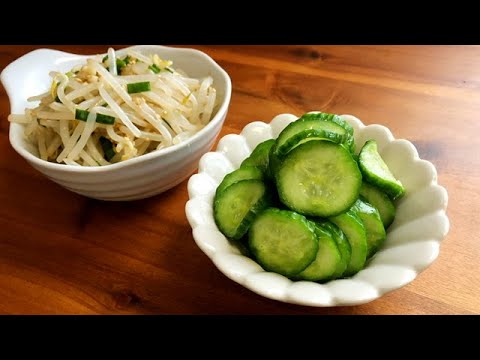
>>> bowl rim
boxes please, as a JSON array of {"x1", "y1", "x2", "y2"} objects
[
  {"x1": 0, "y1": 45, "x2": 232, "y2": 173},
  {"x1": 186, "y1": 113, "x2": 450, "y2": 307}
]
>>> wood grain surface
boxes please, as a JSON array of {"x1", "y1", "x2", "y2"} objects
[{"x1": 0, "y1": 45, "x2": 478, "y2": 314}]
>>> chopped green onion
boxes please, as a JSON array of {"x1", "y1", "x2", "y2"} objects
[
  {"x1": 149, "y1": 64, "x2": 174, "y2": 74},
  {"x1": 123, "y1": 56, "x2": 132, "y2": 65},
  {"x1": 65, "y1": 71, "x2": 74, "y2": 78},
  {"x1": 149, "y1": 64, "x2": 161, "y2": 74},
  {"x1": 101, "y1": 103, "x2": 108, "y2": 107},
  {"x1": 127, "y1": 81, "x2": 151, "y2": 94},
  {"x1": 96, "y1": 114, "x2": 116, "y2": 124},
  {"x1": 99, "y1": 136, "x2": 116, "y2": 161},
  {"x1": 75, "y1": 109, "x2": 115, "y2": 125},
  {"x1": 104, "y1": 56, "x2": 127, "y2": 74},
  {"x1": 75, "y1": 109, "x2": 89, "y2": 121},
  {"x1": 116, "y1": 59, "x2": 126, "y2": 72}
]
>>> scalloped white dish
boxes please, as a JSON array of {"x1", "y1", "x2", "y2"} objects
[{"x1": 185, "y1": 113, "x2": 449, "y2": 307}]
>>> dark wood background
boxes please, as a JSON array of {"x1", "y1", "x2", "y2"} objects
[{"x1": 0, "y1": 45, "x2": 478, "y2": 314}]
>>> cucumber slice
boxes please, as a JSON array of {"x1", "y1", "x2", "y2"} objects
[
  {"x1": 241, "y1": 139, "x2": 276, "y2": 176},
  {"x1": 301, "y1": 112, "x2": 354, "y2": 137},
  {"x1": 214, "y1": 179, "x2": 272, "y2": 240},
  {"x1": 248, "y1": 208, "x2": 318, "y2": 278},
  {"x1": 345, "y1": 136, "x2": 355, "y2": 154},
  {"x1": 330, "y1": 208, "x2": 368, "y2": 276},
  {"x1": 317, "y1": 220, "x2": 352, "y2": 278},
  {"x1": 276, "y1": 141, "x2": 362, "y2": 217},
  {"x1": 215, "y1": 165, "x2": 264, "y2": 197},
  {"x1": 298, "y1": 112, "x2": 355, "y2": 153},
  {"x1": 268, "y1": 143, "x2": 283, "y2": 181},
  {"x1": 359, "y1": 182, "x2": 396, "y2": 228},
  {"x1": 296, "y1": 223, "x2": 341, "y2": 282},
  {"x1": 274, "y1": 113, "x2": 351, "y2": 158},
  {"x1": 276, "y1": 129, "x2": 346, "y2": 157},
  {"x1": 352, "y1": 199, "x2": 387, "y2": 258},
  {"x1": 358, "y1": 140, "x2": 405, "y2": 200}
]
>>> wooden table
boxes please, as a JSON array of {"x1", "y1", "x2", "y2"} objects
[{"x1": 0, "y1": 45, "x2": 478, "y2": 315}]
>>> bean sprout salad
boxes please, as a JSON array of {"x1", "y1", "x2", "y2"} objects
[{"x1": 8, "y1": 48, "x2": 218, "y2": 166}]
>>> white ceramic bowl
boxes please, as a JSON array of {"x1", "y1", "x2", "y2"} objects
[
  {"x1": 186, "y1": 113, "x2": 450, "y2": 307},
  {"x1": 1, "y1": 45, "x2": 232, "y2": 201}
]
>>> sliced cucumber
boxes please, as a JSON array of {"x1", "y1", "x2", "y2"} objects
[
  {"x1": 249, "y1": 208, "x2": 318, "y2": 277},
  {"x1": 274, "y1": 114, "x2": 350, "y2": 158},
  {"x1": 352, "y1": 199, "x2": 386, "y2": 258},
  {"x1": 268, "y1": 143, "x2": 283, "y2": 181},
  {"x1": 296, "y1": 223, "x2": 341, "y2": 282},
  {"x1": 359, "y1": 182, "x2": 396, "y2": 228},
  {"x1": 212, "y1": 111, "x2": 405, "y2": 282},
  {"x1": 302, "y1": 112, "x2": 354, "y2": 136},
  {"x1": 277, "y1": 141, "x2": 362, "y2": 217},
  {"x1": 317, "y1": 220, "x2": 351, "y2": 279},
  {"x1": 214, "y1": 179, "x2": 272, "y2": 240},
  {"x1": 276, "y1": 129, "x2": 346, "y2": 157},
  {"x1": 358, "y1": 140, "x2": 405, "y2": 200},
  {"x1": 215, "y1": 165, "x2": 264, "y2": 197},
  {"x1": 241, "y1": 139, "x2": 276, "y2": 176},
  {"x1": 299, "y1": 112, "x2": 355, "y2": 153},
  {"x1": 330, "y1": 208, "x2": 367, "y2": 276},
  {"x1": 345, "y1": 137, "x2": 355, "y2": 154}
]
